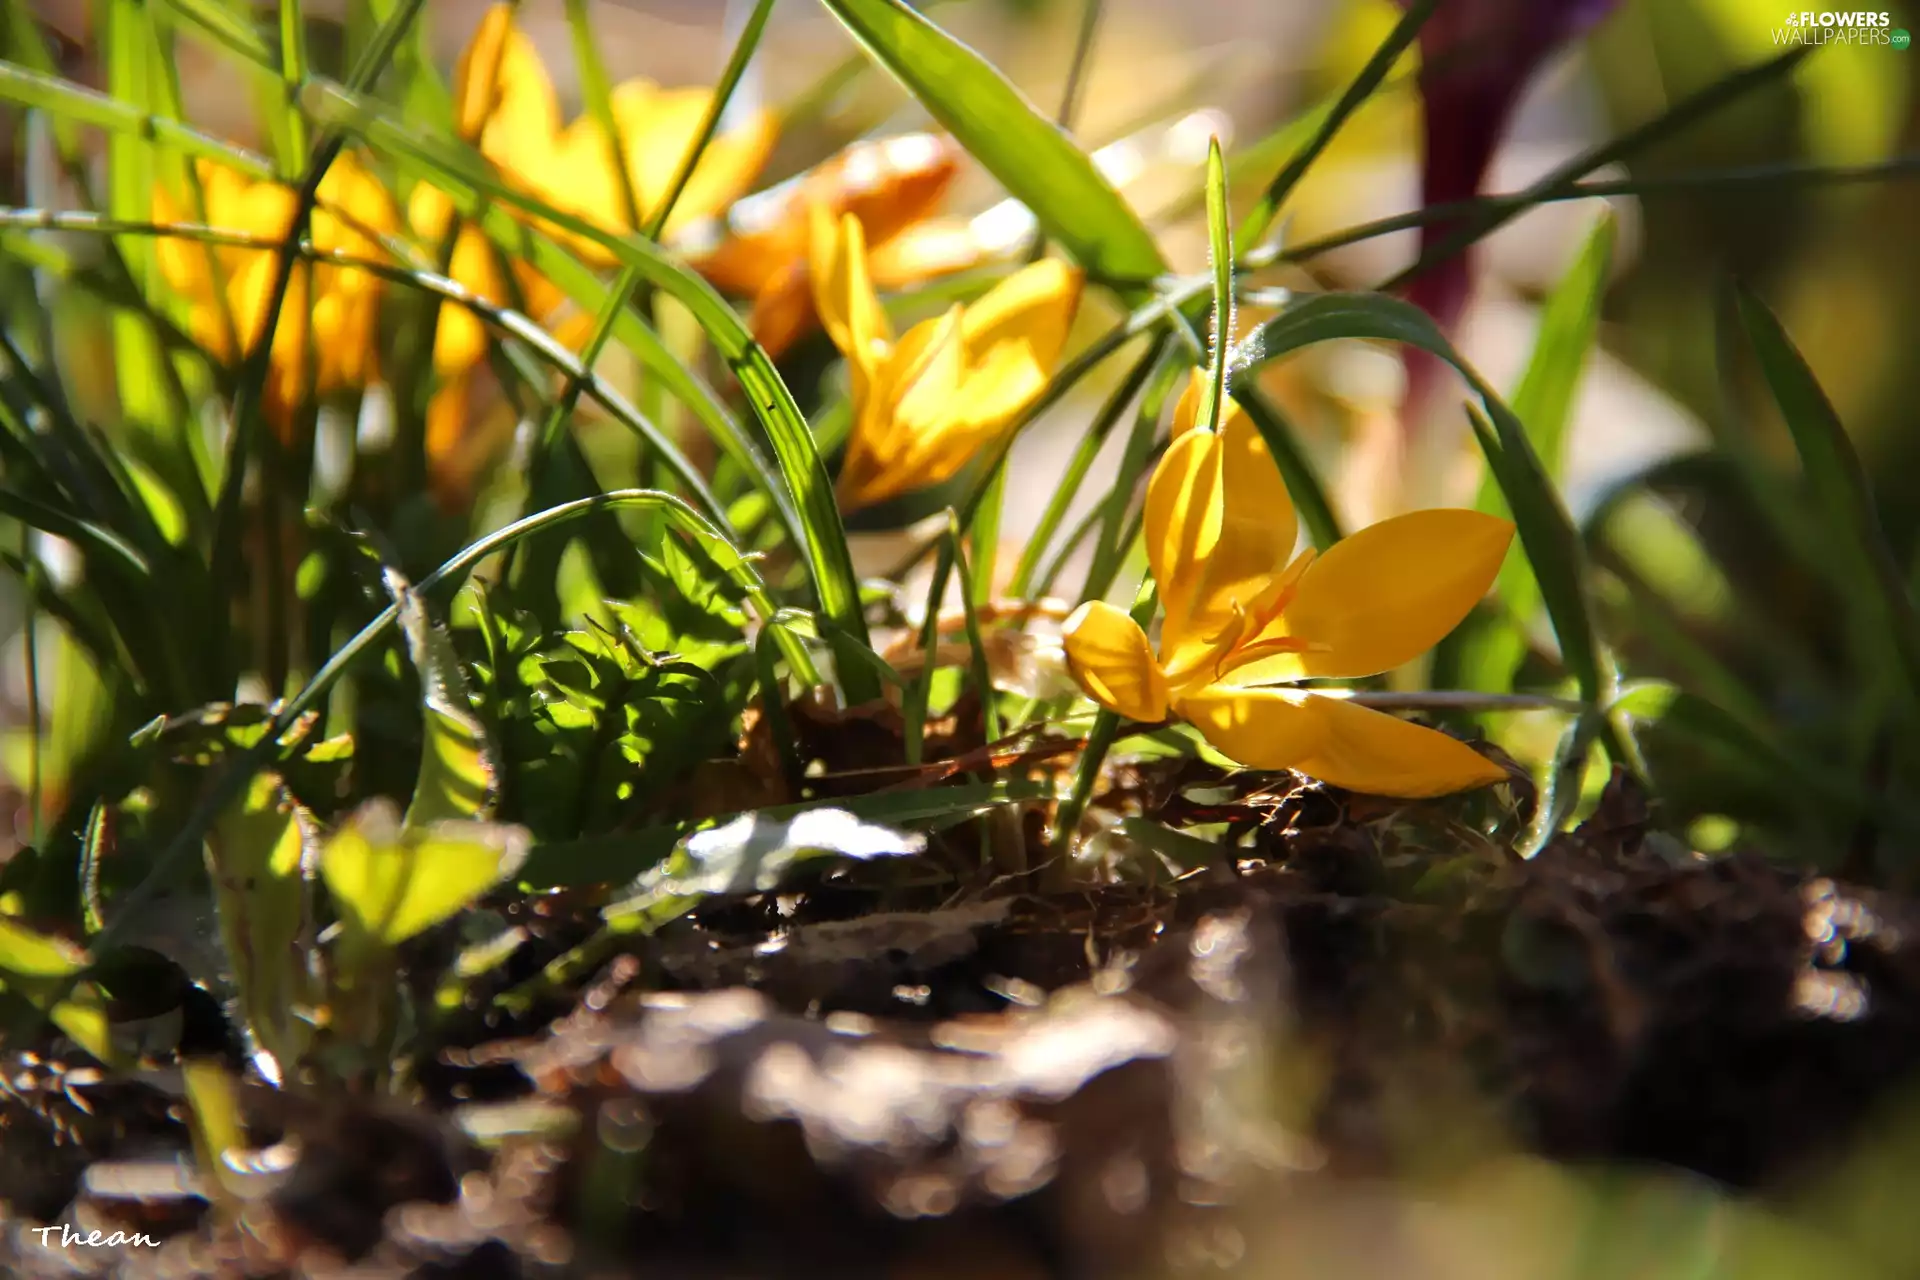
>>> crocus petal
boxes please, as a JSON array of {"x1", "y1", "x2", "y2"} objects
[
  {"x1": 892, "y1": 305, "x2": 967, "y2": 437},
  {"x1": 744, "y1": 260, "x2": 815, "y2": 360},
  {"x1": 1261, "y1": 689, "x2": 1507, "y2": 797},
  {"x1": 958, "y1": 259, "x2": 1081, "y2": 365},
  {"x1": 455, "y1": 3, "x2": 561, "y2": 162},
  {"x1": 1177, "y1": 685, "x2": 1325, "y2": 772},
  {"x1": 1184, "y1": 397, "x2": 1298, "y2": 643},
  {"x1": 1063, "y1": 602, "x2": 1168, "y2": 723},
  {"x1": 810, "y1": 207, "x2": 893, "y2": 377},
  {"x1": 866, "y1": 218, "x2": 986, "y2": 288},
  {"x1": 610, "y1": 83, "x2": 776, "y2": 236},
  {"x1": 1144, "y1": 427, "x2": 1222, "y2": 661},
  {"x1": 1231, "y1": 508, "x2": 1511, "y2": 682},
  {"x1": 1168, "y1": 365, "x2": 1246, "y2": 437}
]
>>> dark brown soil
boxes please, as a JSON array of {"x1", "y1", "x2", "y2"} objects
[{"x1": 7, "y1": 766, "x2": 1920, "y2": 1278}]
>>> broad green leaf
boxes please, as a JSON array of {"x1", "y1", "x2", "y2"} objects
[
  {"x1": 1734, "y1": 288, "x2": 1920, "y2": 703},
  {"x1": 394, "y1": 582, "x2": 497, "y2": 826},
  {"x1": 0, "y1": 915, "x2": 115, "y2": 1063},
  {"x1": 1241, "y1": 291, "x2": 1606, "y2": 704},
  {"x1": 320, "y1": 800, "x2": 529, "y2": 949},
  {"x1": 602, "y1": 807, "x2": 926, "y2": 930},
  {"x1": 815, "y1": 0, "x2": 1166, "y2": 289}
]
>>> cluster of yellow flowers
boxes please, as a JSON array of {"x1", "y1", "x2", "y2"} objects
[{"x1": 151, "y1": 4, "x2": 1514, "y2": 800}]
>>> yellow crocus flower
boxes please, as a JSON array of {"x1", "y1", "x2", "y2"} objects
[
  {"x1": 442, "y1": 5, "x2": 776, "y2": 259},
  {"x1": 695, "y1": 132, "x2": 985, "y2": 359},
  {"x1": 154, "y1": 152, "x2": 396, "y2": 430},
  {"x1": 1062, "y1": 373, "x2": 1514, "y2": 798},
  {"x1": 812, "y1": 208, "x2": 1082, "y2": 513}
]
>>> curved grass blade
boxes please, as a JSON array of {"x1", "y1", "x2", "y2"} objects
[
  {"x1": 1241, "y1": 291, "x2": 1606, "y2": 704},
  {"x1": 1460, "y1": 215, "x2": 1614, "y2": 691},
  {"x1": 1197, "y1": 136, "x2": 1231, "y2": 434},
  {"x1": 816, "y1": 0, "x2": 1165, "y2": 291},
  {"x1": 1734, "y1": 287, "x2": 1920, "y2": 702},
  {"x1": 1228, "y1": 384, "x2": 1342, "y2": 550}
]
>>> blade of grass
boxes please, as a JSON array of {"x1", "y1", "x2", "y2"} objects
[
  {"x1": 1197, "y1": 137, "x2": 1231, "y2": 434},
  {"x1": 1008, "y1": 332, "x2": 1169, "y2": 599},
  {"x1": 1229, "y1": 385, "x2": 1342, "y2": 550},
  {"x1": 1382, "y1": 45, "x2": 1813, "y2": 295},
  {"x1": 563, "y1": 0, "x2": 647, "y2": 237},
  {"x1": 816, "y1": 0, "x2": 1166, "y2": 292},
  {"x1": 1458, "y1": 215, "x2": 1614, "y2": 692},
  {"x1": 642, "y1": 0, "x2": 777, "y2": 241},
  {"x1": 1234, "y1": 0, "x2": 1432, "y2": 255},
  {"x1": 1734, "y1": 287, "x2": 1920, "y2": 703},
  {"x1": 207, "y1": 1, "x2": 425, "y2": 690}
]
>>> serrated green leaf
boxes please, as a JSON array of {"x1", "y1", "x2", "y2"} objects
[
  {"x1": 394, "y1": 583, "x2": 497, "y2": 827},
  {"x1": 207, "y1": 771, "x2": 313, "y2": 1065}
]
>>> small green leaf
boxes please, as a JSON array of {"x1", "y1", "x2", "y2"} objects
[
  {"x1": 815, "y1": 0, "x2": 1165, "y2": 290},
  {"x1": 0, "y1": 915, "x2": 115, "y2": 1063},
  {"x1": 320, "y1": 800, "x2": 529, "y2": 948}
]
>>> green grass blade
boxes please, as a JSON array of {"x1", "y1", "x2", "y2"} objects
[
  {"x1": 0, "y1": 64, "x2": 276, "y2": 175},
  {"x1": 815, "y1": 0, "x2": 1166, "y2": 291},
  {"x1": 278, "y1": 0, "x2": 312, "y2": 162},
  {"x1": 307, "y1": 80, "x2": 874, "y2": 694},
  {"x1": 1460, "y1": 215, "x2": 1614, "y2": 691},
  {"x1": 1234, "y1": 0, "x2": 1432, "y2": 254},
  {"x1": 643, "y1": 0, "x2": 777, "y2": 241},
  {"x1": 562, "y1": 0, "x2": 647, "y2": 234},
  {"x1": 1383, "y1": 46, "x2": 1813, "y2": 294},
  {"x1": 1009, "y1": 333, "x2": 1169, "y2": 599},
  {"x1": 1198, "y1": 136, "x2": 1231, "y2": 434},
  {"x1": 1734, "y1": 287, "x2": 1920, "y2": 702}
]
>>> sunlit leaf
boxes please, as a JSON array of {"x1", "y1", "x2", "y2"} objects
[
  {"x1": 0, "y1": 915, "x2": 116, "y2": 1063},
  {"x1": 320, "y1": 800, "x2": 529, "y2": 948}
]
